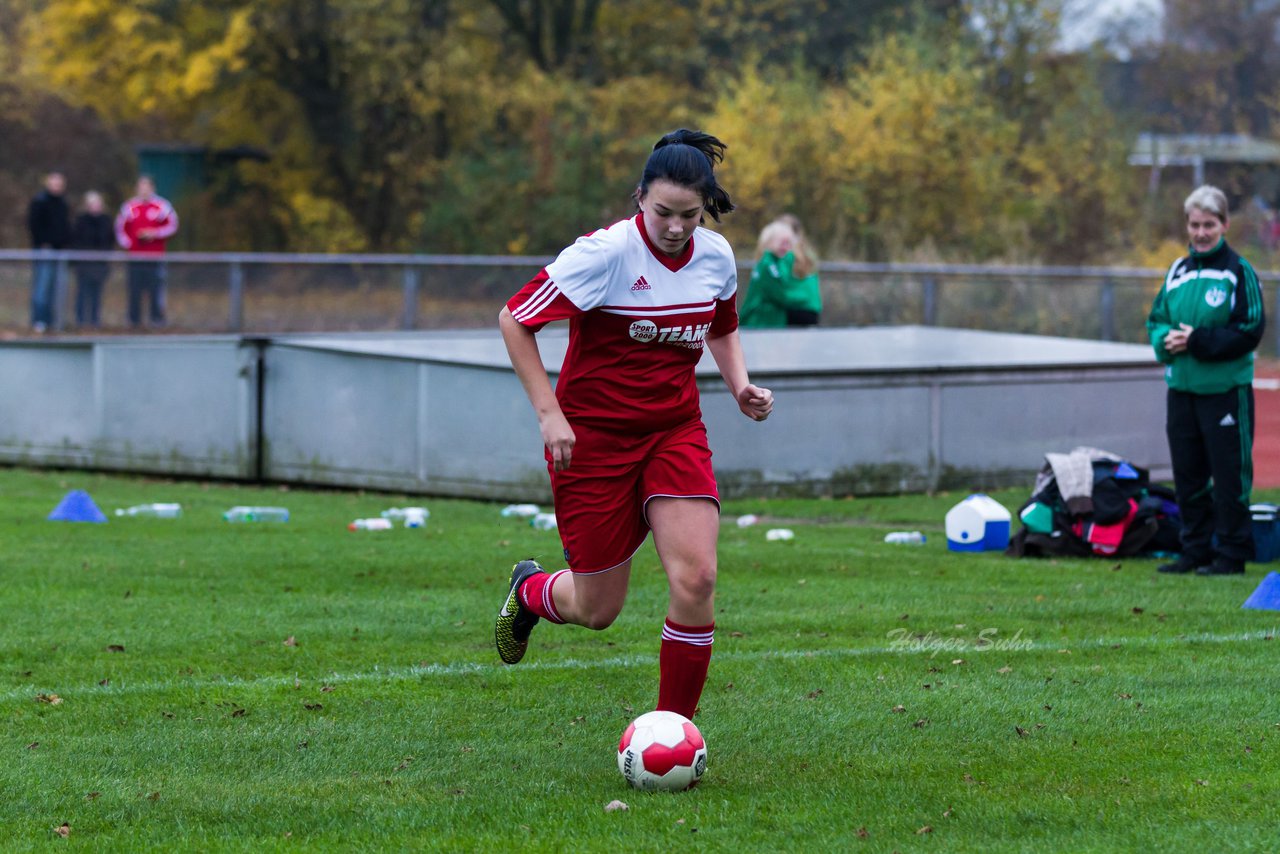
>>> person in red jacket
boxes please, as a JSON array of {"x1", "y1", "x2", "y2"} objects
[{"x1": 115, "y1": 175, "x2": 179, "y2": 327}]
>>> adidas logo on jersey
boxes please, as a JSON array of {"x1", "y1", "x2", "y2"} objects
[
  {"x1": 631, "y1": 276, "x2": 651, "y2": 291},
  {"x1": 628, "y1": 319, "x2": 712, "y2": 348},
  {"x1": 1220, "y1": 413, "x2": 1237, "y2": 427}
]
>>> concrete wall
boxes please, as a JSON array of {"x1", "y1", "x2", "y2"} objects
[
  {"x1": 0, "y1": 338, "x2": 258, "y2": 477},
  {"x1": 0, "y1": 328, "x2": 1172, "y2": 498}
]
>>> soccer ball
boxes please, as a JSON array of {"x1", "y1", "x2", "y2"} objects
[{"x1": 617, "y1": 710, "x2": 707, "y2": 791}]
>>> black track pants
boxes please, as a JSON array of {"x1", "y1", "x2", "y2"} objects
[{"x1": 1166, "y1": 385, "x2": 1255, "y2": 562}]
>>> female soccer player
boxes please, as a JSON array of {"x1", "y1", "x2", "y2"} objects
[{"x1": 494, "y1": 129, "x2": 773, "y2": 720}]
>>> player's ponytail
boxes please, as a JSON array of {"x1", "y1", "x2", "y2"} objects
[{"x1": 636, "y1": 129, "x2": 735, "y2": 222}]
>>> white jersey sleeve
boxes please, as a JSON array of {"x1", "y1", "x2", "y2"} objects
[{"x1": 543, "y1": 225, "x2": 627, "y2": 311}]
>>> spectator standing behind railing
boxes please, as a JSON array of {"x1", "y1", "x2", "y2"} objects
[
  {"x1": 740, "y1": 216, "x2": 822, "y2": 328},
  {"x1": 27, "y1": 171, "x2": 71, "y2": 333},
  {"x1": 71, "y1": 191, "x2": 114, "y2": 329},
  {"x1": 115, "y1": 175, "x2": 179, "y2": 328}
]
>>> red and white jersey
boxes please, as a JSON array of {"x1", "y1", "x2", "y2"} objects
[
  {"x1": 507, "y1": 212, "x2": 739, "y2": 433},
  {"x1": 115, "y1": 194, "x2": 179, "y2": 254}
]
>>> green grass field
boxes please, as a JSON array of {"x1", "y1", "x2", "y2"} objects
[{"x1": 2, "y1": 466, "x2": 1278, "y2": 852}]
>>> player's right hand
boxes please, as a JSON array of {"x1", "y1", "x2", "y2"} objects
[{"x1": 540, "y1": 411, "x2": 576, "y2": 471}]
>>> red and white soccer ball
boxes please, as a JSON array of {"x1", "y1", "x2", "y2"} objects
[{"x1": 617, "y1": 710, "x2": 708, "y2": 791}]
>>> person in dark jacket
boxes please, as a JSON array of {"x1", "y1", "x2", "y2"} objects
[
  {"x1": 27, "y1": 171, "x2": 71, "y2": 332},
  {"x1": 71, "y1": 191, "x2": 115, "y2": 328},
  {"x1": 1147, "y1": 185, "x2": 1266, "y2": 575}
]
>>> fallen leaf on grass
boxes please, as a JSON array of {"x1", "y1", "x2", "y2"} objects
[
  {"x1": 807, "y1": 690, "x2": 823, "y2": 699},
  {"x1": 321, "y1": 684, "x2": 335, "y2": 693},
  {"x1": 917, "y1": 825, "x2": 933, "y2": 835},
  {"x1": 283, "y1": 636, "x2": 297, "y2": 647},
  {"x1": 105, "y1": 644, "x2": 125, "y2": 653},
  {"x1": 26, "y1": 742, "x2": 38, "y2": 750},
  {"x1": 85, "y1": 792, "x2": 100, "y2": 801},
  {"x1": 1015, "y1": 726, "x2": 1029, "y2": 738},
  {"x1": 891, "y1": 705, "x2": 906, "y2": 714},
  {"x1": 395, "y1": 757, "x2": 414, "y2": 771},
  {"x1": 231, "y1": 708, "x2": 247, "y2": 718},
  {"x1": 604, "y1": 800, "x2": 629, "y2": 812},
  {"x1": 1131, "y1": 607, "x2": 1144, "y2": 615},
  {"x1": 146, "y1": 792, "x2": 160, "y2": 801},
  {"x1": 1195, "y1": 779, "x2": 1208, "y2": 787},
  {"x1": 1117, "y1": 693, "x2": 1133, "y2": 700},
  {"x1": 913, "y1": 719, "x2": 929, "y2": 729},
  {"x1": 856, "y1": 826, "x2": 869, "y2": 839},
  {"x1": 730, "y1": 631, "x2": 744, "y2": 638},
  {"x1": 36, "y1": 694, "x2": 62, "y2": 705},
  {"x1": 98, "y1": 679, "x2": 109, "y2": 687},
  {"x1": 997, "y1": 666, "x2": 1012, "y2": 674},
  {"x1": 304, "y1": 703, "x2": 323, "y2": 711},
  {"x1": 54, "y1": 823, "x2": 69, "y2": 838},
  {"x1": 943, "y1": 807, "x2": 954, "y2": 819}
]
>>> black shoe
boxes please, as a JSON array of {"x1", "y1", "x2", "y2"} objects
[
  {"x1": 1157, "y1": 555, "x2": 1208, "y2": 574},
  {"x1": 1196, "y1": 557, "x2": 1246, "y2": 576},
  {"x1": 495, "y1": 559, "x2": 544, "y2": 664}
]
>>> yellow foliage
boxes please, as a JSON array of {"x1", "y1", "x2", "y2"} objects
[
  {"x1": 11, "y1": 0, "x2": 1139, "y2": 257},
  {"x1": 1123, "y1": 239, "x2": 1188, "y2": 272}
]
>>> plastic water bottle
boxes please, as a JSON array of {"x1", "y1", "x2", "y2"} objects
[
  {"x1": 349, "y1": 518, "x2": 393, "y2": 531},
  {"x1": 381, "y1": 507, "x2": 429, "y2": 528},
  {"x1": 501, "y1": 503, "x2": 541, "y2": 518},
  {"x1": 530, "y1": 512, "x2": 558, "y2": 530},
  {"x1": 116, "y1": 503, "x2": 182, "y2": 518},
  {"x1": 223, "y1": 506, "x2": 290, "y2": 523},
  {"x1": 884, "y1": 531, "x2": 926, "y2": 545}
]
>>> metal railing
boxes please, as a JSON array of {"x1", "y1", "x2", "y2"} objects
[{"x1": 2, "y1": 249, "x2": 1277, "y2": 355}]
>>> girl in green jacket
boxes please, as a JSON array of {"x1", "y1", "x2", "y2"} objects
[{"x1": 741, "y1": 216, "x2": 822, "y2": 328}]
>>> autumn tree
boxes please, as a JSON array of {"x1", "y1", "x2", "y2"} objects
[{"x1": 1134, "y1": 0, "x2": 1280, "y2": 135}]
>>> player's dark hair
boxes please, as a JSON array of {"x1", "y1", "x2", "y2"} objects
[{"x1": 635, "y1": 129, "x2": 735, "y2": 222}]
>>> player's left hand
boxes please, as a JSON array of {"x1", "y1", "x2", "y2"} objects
[{"x1": 737, "y1": 384, "x2": 773, "y2": 421}]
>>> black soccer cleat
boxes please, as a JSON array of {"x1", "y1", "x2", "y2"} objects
[
  {"x1": 1196, "y1": 557, "x2": 1246, "y2": 576},
  {"x1": 1157, "y1": 555, "x2": 1207, "y2": 574},
  {"x1": 495, "y1": 559, "x2": 545, "y2": 664}
]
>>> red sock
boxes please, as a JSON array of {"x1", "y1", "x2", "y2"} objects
[
  {"x1": 657, "y1": 619, "x2": 714, "y2": 719},
  {"x1": 517, "y1": 569, "x2": 568, "y2": 624}
]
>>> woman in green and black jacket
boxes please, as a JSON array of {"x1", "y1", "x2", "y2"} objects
[{"x1": 1147, "y1": 185, "x2": 1266, "y2": 575}]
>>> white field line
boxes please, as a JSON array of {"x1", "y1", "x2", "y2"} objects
[{"x1": 3, "y1": 628, "x2": 1275, "y2": 705}]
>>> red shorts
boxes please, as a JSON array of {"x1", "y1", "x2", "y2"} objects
[{"x1": 548, "y1": 418, "x2": 720, "y2": 574}]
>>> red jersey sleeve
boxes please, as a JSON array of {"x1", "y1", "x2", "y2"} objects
[
  {"x1": 506, "y1": 269, "x2": 585, "y2": 330},
  {"x1": 708, "y1": 291, "x2": 739, "y2": 337}
]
